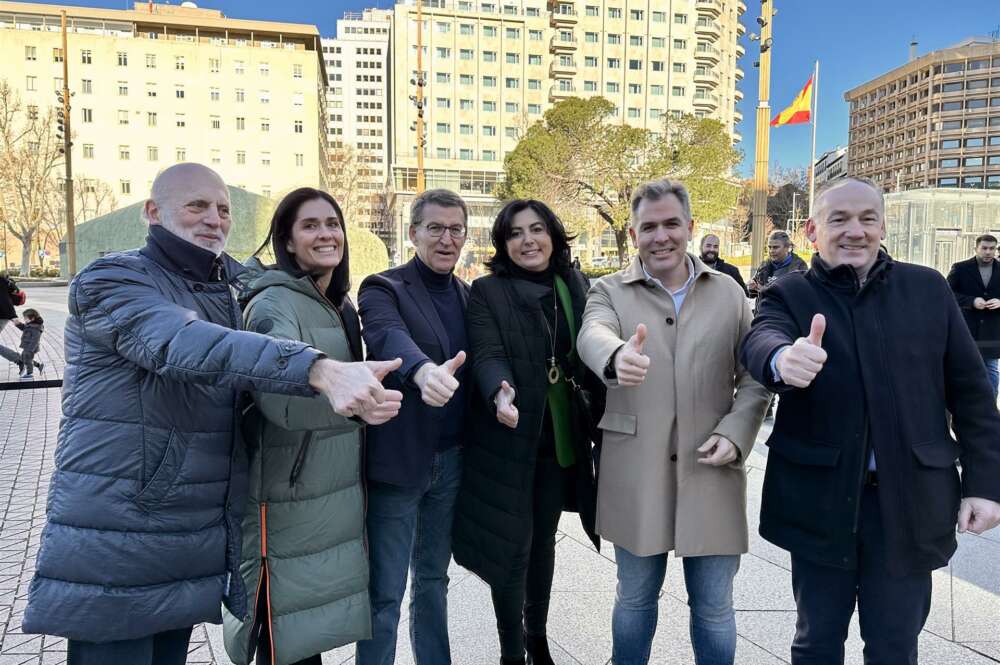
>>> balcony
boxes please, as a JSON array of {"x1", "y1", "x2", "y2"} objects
[
  {"x1": 735, "y1": 66, "x2": 745, "y2": 81},
  {"x1": 695, "y1": 44, "x2": 721, "y2": 64},
  {"x1": 550, "y1": 6, "x2": 578, "y2": 26},
  {"x1": 693, "y1": 92, "x2": 720, "y2": 110},
  {"x1": 549, "y1": 83, "x2": 577, "y2": 102},
  {"x1": 549, "y1": 35, "x2": 577, "y2": 52},
  {"x1": 732, "y1": 130, "x2": 743, "y2": 143},
  {"x1": 695, "y1": 0, "x2": 723, "y2": 16},
  {"x1": 734, "y1": 88, "x2": 743, "y2": 100},
  {"x1": 734, "y1": 109, "x2": 743, "y2": 122},
  {"x1": 694, "y1": 67, "x2": 721, "y2": 87},
  {"x1": 736, "y1": 43, "x2": 745, "y2": 58},
  {"x1": 737, "y1": 0, "x2": 747, "y2": 15},
  {"x1": 695, "y1": 18, "x2": 722, "y2": 40},
  {"x1": 737, "y1": 21, "x2": 746, "y2": 36},
  {"x1": 550, "y1": 59, "x2": 578, "y2": 76}
]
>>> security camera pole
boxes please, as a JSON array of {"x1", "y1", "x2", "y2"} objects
[
  {"x1": 750, "y1": 1, "x2": 774, "y2": 269},
  {"x1": 60, "y1": 10, "x2": 77, "y2": 277},
  {"x1": 415, "y1": 0, "x2": 426, "y2": 194}
]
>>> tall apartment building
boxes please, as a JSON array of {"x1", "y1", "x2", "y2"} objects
[
  {"x1": 845, "y1": 38, "x2": 1000, "y2": 192},
  {"x1": 322, "y1": 10, "x2": 393, "y2": 239},
  {"x1": 813, "y1": 145, "x2": 848, "y2": 186},
  {"x1": 388, "y1": 0, "x2": 746, "y2": 258},
  {"x1": 0, "y1": 1, "x2": 329, "y2": 206}
]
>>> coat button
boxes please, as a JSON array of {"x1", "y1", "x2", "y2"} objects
[
  {"x1": 193, "y1": 283, "x2": 205, "y2": 292},
  {"x1": 277, "y1": 358, "x2": 288, "y2": 369},
  {"x1": 665, "y1": 317, "x2": 675, "y2": 325},
  {"x1": 670, "y1": 454, "x2": 678, "y2": 461}
]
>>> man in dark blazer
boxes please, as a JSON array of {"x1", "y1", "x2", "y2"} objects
[
  {"x1": 356, "y1": 189, "x2": 472, "y2": 665},
  {"x1": 948, "y1": 234, "x2": 1000, "y2": 397},
  {"x1": 699, "y1": 233, "x2": 749, "y2": 296},
  {"x1": 741, "y1": 177, "x2": 1000, "y2": 664}
]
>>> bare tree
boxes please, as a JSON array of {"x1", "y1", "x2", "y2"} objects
[
  {"x1": 0, "y1": 80, "x2": 64, "y2": 275},
  {"x1": 40, "y1": 176, "x2": 118, "y2": 252}
]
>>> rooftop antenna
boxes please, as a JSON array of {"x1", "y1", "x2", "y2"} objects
[{"x1": 909, "y1": 36, "x2": 918, "y2": 61}]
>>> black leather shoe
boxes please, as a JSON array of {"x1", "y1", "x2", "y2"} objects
[{"x1": 524, "y1": 633, "x2": 555, "y2": 665}]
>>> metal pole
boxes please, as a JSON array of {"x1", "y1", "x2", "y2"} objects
[
  {"x1": 415, "y1": 0, "x2": 426, "y2": 194},
  {"x1": 61, "y1": 11, "x2": 77, "y2": 277},
  {"x1": 750, "y1": 0, "x2": 774, "y2": 269},
  {"x1": 807, "y1": 60, "x2": 819, "y2": 217}
]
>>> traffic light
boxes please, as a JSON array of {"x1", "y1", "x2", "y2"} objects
[{"x1": 55, "y1": 110, "x2": 66, "y2": 153}]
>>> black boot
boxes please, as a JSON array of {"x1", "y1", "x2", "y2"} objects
[{"x1": 524, "y1": 633, "x2": 555, "y2": 665}]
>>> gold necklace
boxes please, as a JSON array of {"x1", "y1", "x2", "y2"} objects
[{"x1": 541, "y1": 294, "x2": 560, "y2": 384}]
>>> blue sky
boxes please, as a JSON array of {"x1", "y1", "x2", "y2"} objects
[{"x1": 35, "y1": 0, "x2": 1000, "y2": 176}]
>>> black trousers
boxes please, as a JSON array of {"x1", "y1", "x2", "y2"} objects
[
  {"x1": 490, "y1": 455, "x2": 566, "y2": 659},
  {"x1": 67, "y1": 626, "x2": 193, "y2": 665},
  {"x1": 790, "y1": 485, "x2": 932, "y2": 665}
]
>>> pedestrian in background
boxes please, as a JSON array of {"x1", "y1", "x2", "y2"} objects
[{"x1": 947, "y1": 234, "x2": 1000, "y2": 398}]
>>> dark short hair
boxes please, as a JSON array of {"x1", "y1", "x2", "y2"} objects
[
  {"x1": 254, "y1": 187, "x2": 351, "y2": 306},
  {"x1": 767, "y1": 230, "x2": 792, "y2": 246},
  {"x1": 411, "y1": 188, "x2": 468, "y2": 227},
  {"x1": 485, "y1": 199, "x2": 574, "y2": 277},
  {"x1": 700, "y1": 234, "x2": 720, "y2": 249},
  {"x1": 976, "y1": 234, "x2": 998, "y2": 246}
]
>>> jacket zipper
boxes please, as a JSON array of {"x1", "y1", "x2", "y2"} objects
[
  {"x1": 289, "y1": 432, "x2": 314, "y2": 487},
  {"x1": 260, "y1": 502, "x2": 275, "y2": 665}
]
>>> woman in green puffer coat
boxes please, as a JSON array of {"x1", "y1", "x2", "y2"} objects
[{"x1": 224, "y1": 188, "x2": 399, "y2": 665}]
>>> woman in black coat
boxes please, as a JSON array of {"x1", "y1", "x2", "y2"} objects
[
  {"x1": 0, "y1": 274, "x2": 18, "y2": 325},
  {"x1": 452, "y1": 200, "x2": 604, "y2": 665}
]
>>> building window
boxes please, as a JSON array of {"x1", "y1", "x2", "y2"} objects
[
  {"x1": 81, "y1": 50, "x2": 92, "y2": 64},
  {"x1": 295, "y1": 153, "x2": 304, "y2": 167},
  {"x1": 629, "y1": 59, "x2": 643, "y2": 70},
  {"x1": 53, "y1": 48, "x2": 63, "y2": 63},
  {"x1": 82, "y1": 108, "x2": 93, "y2": 123},
  {"x1": 630, "y1": 36, "x2": 643, "y2": 46},
  {"x1": 261, "y1": 118, "x2": 270, "y2": 131},
  {"x1": 147, "y1": 112, "x2": 157, "y2": 127},
  {"x1": 236, "y1": 89, "x2": 245, "y2": 103},
  {"x1": 294, "y1": 120, "x2": 303, "y2": 133},
  {"x1": 628, "y1": 83, "x2": 642, "y2": 94},
  {"x1": 120, "y1": 180, "x2": 131, "y2": 195},
  {"x1": 483, "y1": 76, "x2": 497, "y2": 87},
  {"x1": 82, "y1": 144, "x2": 94, "y2": 159},
  {"x1": 528, "y1": 103, "x2": 541, "y2": 114},
  {"x1": 25, "y1": 45, "x2": 36, "y2": 61},
  {"x1": 117, "y1": 51, "x2": 127, "y2": 66},
  {"x1": 673, "y1": 39, "x2": 687, "y2": 49},
  {"x1": 146, "y1": 83, "x2": 157, "y2": 97},
  {"x1": 652, "y1": 37, "x2": 665, "y2": 48},
  {"x1": 118, "y1": 81, "x2": 128, "y2": 96},
  {"x1": 608, "y1": 7, "x2": 622, "y2": 18},
  {"x1": 261, "y1": 152, "x2": 271, "y2": 166},
  {"x1": 506, "y1": 52, "x2": 519, "y2": 64},
  {"x1": 259, "y1": 63, "x2": 270, "y2": 76},
  {"x1": 235, "y1": 60, "x2": 245, "y2": 75},
  {"x1": 460, "y1": 124, "x2": 474, "y2": 135},
  {"x1": 483, "y1": 101, "x2": 497, "y2": 112},
  {"x1": 176, "y1": 87, "x2": 185, "y2": 99},
  {"x1": 673, "y1": 62, "x2": 686, "y2": 73},
  {"x1": 118, "y1": 110, "x2": 129, "y2": 125},
  {"x1": 608, "y1": 58, "x2": 621, "y2": 69},
  {"x1": 483, "y1": 125, "x2": 497, "y2": 136},
  {"x1": 630, "y1": 9, "x2": 643, "y2": 20},
  {"x1": 81, "y1": 79, "x2": 92, "y2": 94},
  {"x1": 652, "y1": 61, "x2": 664, "y2": 72},
  {"x1": 586, "y1": 5, "x2": 599, "y2": 16},
  {"x1": 119, "y1": 145, "x2": 130, "y2": 160},
  {"x1": 672, "y1": 86, "x2": 685, "y2": 96},
  {"x1": 607, "y1": 82, "x2": 620, "y2": 93},
  {"x1": 483, "y1": 150, "x2": 497, "y2": 161},
  {"x1": 460, "y1": 74, "x2": 475, "y2": 85},
  {"x1": 608, "y1": 34, "x2": 621, "y2": 45},
  {"x1": 175, "y1": 56, "x2": 185, "y2": 71},
  {"x1": 437, "y1": 47, "x2": 452, "y2": 58},
  {"x1": 674, "y1": 13, "x2": 687, "y2": 24},
  {"x1": 505, "y1": 102, "x2": 519, "y2": 113},
  {"x1": 146, "y1": 54, "x2": 156, "y2": 68},
  {"x1": 147, "y1": 146, "x2": 158, "y2": 161},
  {"x1": 236, "y1": 150, "x2": 246, "y2": 164},
  {"x1": 211, "y1": 116, "x2": 221, "y2": 130},
  {"x1": 461, "y1": 48, "x2": 474, "y2": 60},
  {"x1": 259, "y1": 90, "x2": 270, "y2": 104},
  {"x1": 437, "y1": 73, "x2": 452, "y2": 84},
  {"x1": 210, "y1": 149, "x2": 221, "y2": 165},
  {"x1": 26, "y1": 76, "x2": 37, "y2": 92},
  {"x1": 460, "y1": 99, "x2": 474, "y2": 110},
  {"x1": 293, "y1": 64, "x2": 303, "y2": 79},
  {"x1": 209, "y1": 58, "x2": 220, "y2": 73},
  {"x1": 651, "y1": 84, "x2": 664, "y2": 95},
  {"x1": 506, "y1": 27, "x2": 520, "y2": 39},
  {"x1": 484, "y1": 51, "x2": 497, "y2": 62},
  {"x1": 176, "y1": 114, "x2": 186, "y2": 128},
  {"x1": 461, "y1": 24, "x2": 474, "y2": 35},
  {"x1": 653, "y1": 11, "x2": 666, "y2": 22},
  {"x1": 176, "y1": 148, "x2": 186, "y2": 161},
  {"x1": 437, "y1": 148, "x2": 450, "y2": 159},
  {"x1": 484, "y1": 26, "x2": 497, "y2": 37},
  {"x1": 236, "y1": 117, "x2": 245, "y2": 130},
  {"x1": 584, "y1": 81, "x2": 597, "y2": 92},
  {"x1": 585, "y1": 56, "x2": 598, "y2": 67},
  {"x1": 529, "y1": 29, "x2": 543, "y2": 40},
  {"x1": 528, "y1": 79, "x2": 541, "y2": 90},
  {"x1": 505, "y1": 77, "x2": 519, "y2": 89}
]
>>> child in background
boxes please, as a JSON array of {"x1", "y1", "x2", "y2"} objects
[{"x1": 13, "y1": 309, "x2": 44, "y2": 380}]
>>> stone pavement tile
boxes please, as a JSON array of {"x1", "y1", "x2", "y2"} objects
[
  {"x1": 917, "y1": 631, "x2": 1000, "y2": 664},
  {"x1": 39, "y1": 653, "x2": 65, "y2": 665},
  {"x1": 186, "y1": 642, "x2": 214, "y2": 664},
  {"x1": 951, "y1": 533, "x2": 1000, "y2": 643},
  {"x1": 744, "y1": 466, "x2": 792, "y2": 571},
  {"x1": 551, "y1": 536, "x2": 617, "y2": 593},
  {"x1": 0, "y1": 655, "x2": 39, "y2": 665},
  {"x1": 960, "y1": 642, "x2": 1000, "y2": 660}
]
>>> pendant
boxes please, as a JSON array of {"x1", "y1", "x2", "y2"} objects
[{"x1": 547, "y1": 358, "x2": 560, "y2": 384}]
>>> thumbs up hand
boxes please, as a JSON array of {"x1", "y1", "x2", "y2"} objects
[
  {"x1": 413, "y1": 350, "x2": 466, "y2": 407},
  {"x1": 775, "y1": 314, "x2": 828, "y2": 388},
  {"x1": 615, "y1": 324, "x2": 652, "y2": 387},
  {"x1": 494, "y1": 380, "x2": 519, "y2": 429}
]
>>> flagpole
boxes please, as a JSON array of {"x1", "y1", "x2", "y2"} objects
[{"x1": 808, "y1": 60, "x2": 819, "y2": 217}]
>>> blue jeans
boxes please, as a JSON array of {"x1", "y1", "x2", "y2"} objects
[
  {"x1": 612, "y1": 546, "x2": 740, "y2": 665},
  {"x1": 356, "y1": 447, "x2": 462, "y2": 665},
  {"x1": 985, "y1": 357, "x2": 999, "y2": 399}
]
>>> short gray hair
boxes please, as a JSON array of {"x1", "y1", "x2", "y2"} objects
[
  {"x1": 813, "y1": 176, "x2": 884, "y2": 219},
  {"x1": 410, "y1": 188, "x2": 468, "y2": 227},
  {"x1": 767, "y1": 229, "x2": 792, "y2": 246},
  {"x1": 630, "y1": 178, "x2": 692, "y2": 226}
]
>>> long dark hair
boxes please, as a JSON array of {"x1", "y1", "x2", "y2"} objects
[
  {"x1": 253, "y1": 187, "x2": 351, "y2": 306},
  {"x1": 485, "y1": 199, "x2": 575, "y2": 278}
]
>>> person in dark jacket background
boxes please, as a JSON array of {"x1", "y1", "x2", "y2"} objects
[
  {"x1": 21, "y1": 163, "x2": 402, "y2": 665},
  {"x1": 747, "y1": 229, "x2": 808, "y2": 298},
  {"x1": 12, "y1": 308, "x2": 45, "y2": 379},
  {"x1": 699, "y1": 233, "x2": 748, "y2": 296},
  {"x1": 0, "y1": 273, "x2": 21, "y2": 367},
  {"x1": 741, "y1": 177, "x2": 1000, "y2": 664},
  {"x1": 452, "y1": 199, "x2": 604, "y2": 665},
  {"x1": 356, "y1": 189, "x2": 471, "y2": 665},
  {"x1": 947, "y1": 234, "x2": 1000, "y2": 398}
]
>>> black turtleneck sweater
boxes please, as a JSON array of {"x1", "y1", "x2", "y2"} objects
[{"x1": 414, "y1": 256, "x2": 468, "y2": 451}]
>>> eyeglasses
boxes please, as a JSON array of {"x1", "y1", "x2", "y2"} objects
[{"x1": 421, "y1": 223, "x2": 467, "y2": 239}]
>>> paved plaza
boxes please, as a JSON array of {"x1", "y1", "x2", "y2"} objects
[{"x1": 0, "y1": 285, "x2": 998, "y2": 664}]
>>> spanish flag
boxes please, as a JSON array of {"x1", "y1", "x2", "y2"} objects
[{"x1": 771, "y1": 76, "x2": 813, "y2": 127}]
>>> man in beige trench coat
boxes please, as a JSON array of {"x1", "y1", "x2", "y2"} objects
[{"x1": 578, "y1": 178, "x2": 770, "y2": 665}]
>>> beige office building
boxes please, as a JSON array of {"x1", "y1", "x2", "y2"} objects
[
  {"x1": 845, "y1": 38, "x2": 1000, "y2": 192},
  {"x1": 0, "y1": 1, "x2": 330, "y2": 207},
  {"x1": 388, "y1": 0, "x2": 747, "y2": 259},
  {"x1": 322, "y1": 11, "x2": 393, "y2": 240}
]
